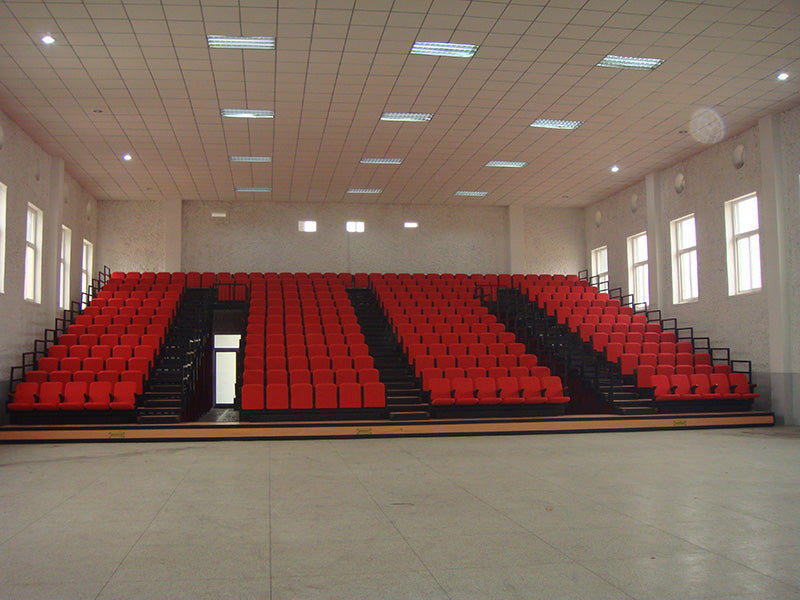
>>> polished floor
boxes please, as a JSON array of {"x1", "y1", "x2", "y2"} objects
[{"x1": 1, "y1": 427, "x2": 799, "y2": 599}]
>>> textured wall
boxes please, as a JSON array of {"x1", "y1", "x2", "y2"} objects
[
  {"x1": 521, "y1": 207, "x2": 586, "y2": 275},
  {"x1": 778, "y1": 105, "x2": 800, "y2": 371},
  {"x1": 584, "y1": 181, "x2": 648, "y2": 293},
  {"x1": 0, "y1": 110, "x2": 98, "y2": 414},
  {"x1": 181, "y1": 202, "x2": 510, "y2": 274},
  {"x1": 96, "y1": 199, "x2": 166, "y2": 273}
]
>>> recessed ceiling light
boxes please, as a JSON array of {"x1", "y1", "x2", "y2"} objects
[
  {"x1": 597, "y1": 54, "x2": 663, "y2": 70},
  {"x1": 346, "y1": 188, "x2": 382, "y2": 194},
  {"x1": 41, "y1": 35, "x2": 55, "y2": 45},
  {"x1": 207, "y1": 35, "x2": 275, "y2": 50},
  {"x1": 530, "y1": 119, "x2": 583, "y2": 130},
  {"x1": 486, "y1": 161, "x2": 527, "y2": 168},
  {"x1": 777, "y1": 72, "x2": 789, "y2": 81},
  {"x1": 211, "y1": 211, "x2": 227, "y2": 218},
  {"x1": 235, "y1": 187, "x2": 271, "y2": 192},
  {"x1": 122, "y1": 153, "x2": 132, "y2": 161},
  {"x1": 360, "y1": 158, "x2": 403, "y2": 164},
  {"x1": 229, "y1": 156, "x2": 272, "y2": 162},
  {"x1": 380, "y1": 112, "x2": 432, "y2": 122},
  {"x1": 404, "y1": 222, "x2": 419, "y2": 228},
  {"x1": 455, "y1": 191, "x2": 488, "y2": 196},
  {"x1": 410, "y1": 41, "x2": 478, "y2": 58},
  {"x1": 611, "y1": 165, "x2": 620, "y2": 173},
  {"x1": 221, "y1": 109, "x2": 274, "y2": 118}
]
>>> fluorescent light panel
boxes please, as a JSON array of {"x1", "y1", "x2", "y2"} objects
[
  {"x1": 207, "y1": 35, "x2": 274, "y2": 49},
  {"x1": 486, "y1": 161, "x2": 527, "y2": 168},
  {"x1": 221, "y1": 109, "x2": 274, "y2": 118},
  {"x1": 346, "y1": 221, "x2": 365, "y2": 233},
  {"x1": 531, "y1": 119, "x2": 583, "y2": 130},
  {"x1": 235, "y1": 187, "x2": 271, "y2": 192},
  {"x1": 380, "y1": 112, "x2": 432, "y2": 122},
  {"x1": 298, "y1": 220, "x2": 317, "y2": 232},
  {"x1": 230, "y1": 156, "x2": 272, "y2": 162},
  {"x1": 455, "y1": 191, "x2": 488, "y2": 196},
  {"x1": 411, "y1": 41, "x2": 478, "y2": 58},
  {"x1": 597, "y1": 54, "x2": 663, "y2": 70},
  {"x1": 346, "y1": 188, "x2": 381, "y2": 194},
  {"x1": 360, "y1": 158, "x2": 402, "y2": 164},
  {"x1": 404, "y1": 222, "x2": 419, "y2": 228}
]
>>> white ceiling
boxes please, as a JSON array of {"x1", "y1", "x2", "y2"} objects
[{"x1": 0, "y1": 0, "x2": 798, "y2": 209}]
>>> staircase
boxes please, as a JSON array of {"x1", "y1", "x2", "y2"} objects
[
  {"x1": 347, "y1": 288, "x2": 429, "y2": 420},
  {"x1": 137, "y1": 288, "x2": 215, "y2": 423},
  {"x1": 489, "y1": 287, "x2": 656, "y2": 415}
]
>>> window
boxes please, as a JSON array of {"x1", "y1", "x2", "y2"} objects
[
  {"x1": 345, "y1": 220, "x2": 365, "y2": 233},
  {"x1": 298, "y1": 220, "x2": 317, "y2": 232},
  {"x1": 24, "y1": 203, "x2": 43, "y2": 303},
  {"x1": 590, "y1": 246, "x2": 608, "y2": 289},
  {"x1": 627, "y1": 232, "x2": 649, "y2": 307},
  {"x1": 81, "y1": 239, "x2": 93, "y2": 308},
  {"x1": 0, "y1": 182, "x2": 6, "y2": 293},
  {"x1": 725, "y1": 194, "x2": 761, "y2": 295},
  {"x1": 58, "y1": 226, "x2": 72, "y2": 309},
  {"x1": 671, "y1": 214, "x2": 698, "y2": 303}
]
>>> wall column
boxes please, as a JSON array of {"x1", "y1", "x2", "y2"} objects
[
  {"x1": 508, "y1": 204, "x2": 526, "y2": 273},
  {"x1": 162, "y1": 197, "x2": 182, "y2": 272},
  {"x1": 645, "y1": 172, "x2": 665, "y2": 311}
]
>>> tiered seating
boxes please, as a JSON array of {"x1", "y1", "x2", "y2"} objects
[
  {"x1": 513, "y1": 274, "x2": 757, "y2": 406},
  {"x1": 372, "y1": 273, "x2": 568, "y2": 411},
  {"x1": 8, "y1": 271, "x2": 183, "y2": 416},
  {"x1": 239, "y1": 273, "x2": 385, "y2": 415}
]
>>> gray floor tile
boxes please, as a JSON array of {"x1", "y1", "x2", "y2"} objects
[
  {"x1": 272, "y1": 570, "x2": 450, "y2": 600},
  {"x1": 96, "y1": 577, "x2": 270, "y2": 600}
]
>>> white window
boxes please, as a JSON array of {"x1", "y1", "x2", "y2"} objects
[
  {"x1": 627, "y1": 232, "x2": 649, "y2": 307},
  {"x1": 671, "y1": 214, "x2": 699, "y2": 303},
  {"x1": 81, "y1": 239, "x2": 94, "y2": 308},
  {"x1": 298, "y1": 220, "x2": 317, "y2": 232},
  {"x1": 725, "y1": 193, "x2": 761, "y2": 295},
  {"x1": 345, "y1": 220, "x2": 365, "y2": 233},
  {"x1": 24, "y1": 203, "x2": 43, "y2": 303},
  {"x1": 0, "y1": 182, "x2": 6, "y2": 293},
  {"x1": 590, "y1": 246, "x2": 608, "y2": 289},
  {"x1": 58, "y1": 225, "x2": 72, "y2": 309}
]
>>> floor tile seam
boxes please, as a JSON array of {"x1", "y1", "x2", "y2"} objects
[
  {"x1": 92, "y1": 459, "x2": 200, "y2": 600},
  {"x1": 325, "y1": 441, "x2": 455, "y2": 600},
  {"x1": 692, "y1": 497, "x2": 800, "y2": 533}
]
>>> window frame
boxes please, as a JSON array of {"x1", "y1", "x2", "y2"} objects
[
  {"x1": 626, "y1": 231, "x2": 649, "y2": 307},
  {"x1": 58, "y1": 225, "x2": 72, "y2": 310},
  {"x1": 725, "y1": 193, "x2": 761, "y2": 296},
  {"x1": 345, "y1": 220, "x2": 365, "y2": 233},
  {"x1": 671, "y1": 213, "x2": 699, "y2": 304},
  {"x1": 0, "y1": 182, "x2": 6, "y2": 294},
  {"x1": 81, "y1": 239, "x2": 94, "y2": 308},
  {"x1": 24, "y1": 203, "x2": 44, "y2": 304}
]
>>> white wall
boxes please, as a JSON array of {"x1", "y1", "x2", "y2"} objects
[
  {"x1": 0, "y1": 110, "x2": 97, "y2": 412},
  {"x1": 520, "y1": 207, "x2": 586, "y2": 275},
  {"x1": 96, "y1": 199, "x2": 167, "y2": 274}
]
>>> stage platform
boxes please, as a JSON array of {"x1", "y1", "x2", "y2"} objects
[{"x1": 0, "y1": 411, "x2": 774, "y2": 443}]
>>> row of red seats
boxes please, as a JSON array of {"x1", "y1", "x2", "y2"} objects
[
  {"x1": 412, "y1": 352, "x2": 537, "y2": 378},
  {"x1": 241, "y1": 381, "x2": 386, "y2": 410},
  {"x1": 651, "y1": 373, "x2": 757, "y2": 401},
  {"x1": 247, "y1": 343, "x2": 371, "y2": 360},
  {"x1": 9, "y1": 381, "x2": 137, "y2": 412},
  {"x1": 635, "y1": 364, "x2": 732, "y2": 388},
  {"x1": 244, "y1": 354, "x2": 374, "y2": 373},
  {"x1": 244, "y1": 367, "x2": 380, "y2": 386},
  {"x1": 19, "y1": 368, "x2": 144, "y2": 393},
  {"x1": 50, "y1": 332, "x2": 161, "y2": 350},
  {"x1": 429, "y1": 375, "x2": 568, "y2": 406},
  {"x1": 422, "y1": 365, "x2": 551, "y2": 390}
]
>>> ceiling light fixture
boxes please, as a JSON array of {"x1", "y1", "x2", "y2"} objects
[
  {"x1": 229, "y1": 156, "x2": 272, "y2": 162},
  {"x1": 380, "y1": 112, "x2": 432, "y2": 122},
  {"x1": 486, "y1": 161, "x2": 527, "y2": 168},
  {"x1": 530, "y1": 119, "x2": 583, "y2": 130},
  {"x1": 41, "y1": 35, "x2": 55, "y2": 45},
  {"x1": 122, "y1": 153, "x2": 132, "y2": 161},
  {"x1": 404, "y1": 222, "x2": 419, "y2": 228},
  {"x1": 235, "y1": 187, "x2": 271, "y2": 192},
  {"x1": 221, "y1": 109, "x2": 274, "y2": 118},
  {"x1": 346, "y1": 188, "x2": 382, "y2": 194},
  {"x1": 207, "y1": 35, "x2": 275, "y2": 50},
  {"x1": 411, "y1": 41, "x2": 478, "y2": 58},
  {"x1": 455, "y1": 191, "x2": 488, "y2": 196},
  {"x1": 360, "y1": 158, "x2": 403, "y2": 164},
  {"x1": 597, "y1": 54, "x2": 663, "y2": 70},
  {"x1": 611, "y1": 165, "x2": 620, "y2": 173},
  {"x1": 777, "y1": 72, "x2": 789, "y2": 81},
  {"x1": 211, "y1": 211, "x2": 227, "y2": 218}
]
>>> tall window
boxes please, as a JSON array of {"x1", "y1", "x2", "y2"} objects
[
  {"x1": 58, "y1": 225, "x2": 72, "y2": 309},
  {"x1": 24, "y1": 203, "x2": 43, "y2": 303},
  {"x1": 590, "y1": 246, "x2": 608, "y2": 289},
  {"x1": 81, "y1": 239, "x2": 94, "y2": 308},
  {"x1": 725, "y1": 193, "x2": 761, "y2": 295},
  {"x1": 627, "y1": 232, "x2": 649, "y2": 307},
  {"x1": 0, "y1": 182, "x2": 6, "y2": 293},
  {"x1": 671, "y1": 214, "x2": 699, "y2": 303}
]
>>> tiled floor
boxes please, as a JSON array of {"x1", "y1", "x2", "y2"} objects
[{"x1": 1, "y1": 427, "x2": 799, "y2": 599}]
